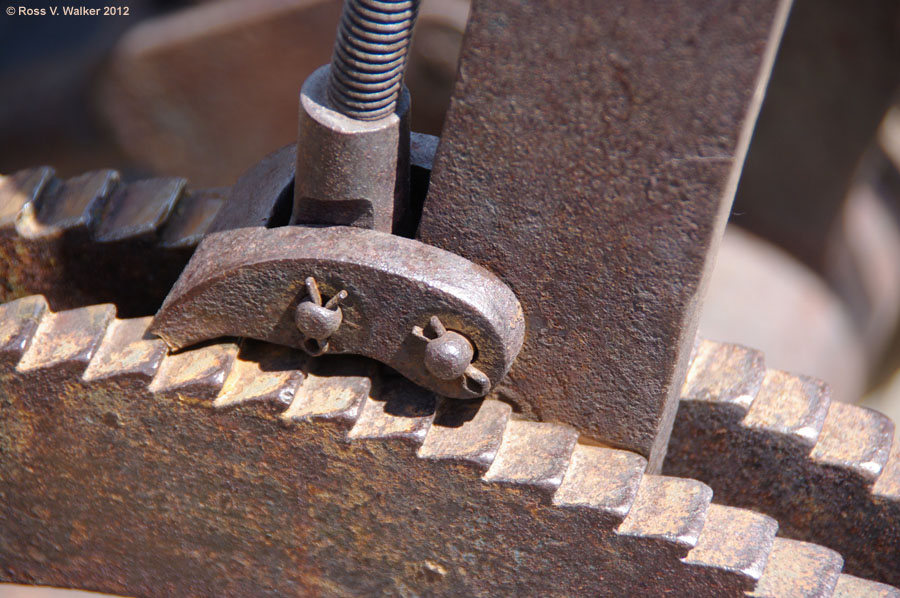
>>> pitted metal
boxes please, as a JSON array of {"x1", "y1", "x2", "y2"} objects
[
  {"x1": 665, "y1": 339, "x2": 900, "y2": 588},
  {"x1": 417, "y1": 0, "x2": 792, "y2": 469},
  {"x1": 0, "y1": 166, "x2": 224, "y2": 318},
  {"x1": 416, "y1": 316, "x2": 474, "y2": 381},
  {"x1": 413, "y1": 315, "x2": 488, "y2": 396},
  {"x1": 294, "y1": 276, "x2": 347, "y2": 356},
  {"x1": 3, "y1": 295, "x2": 896, "y2": 597},
  {"x1": 150, "y1": 225, "x2": 524, "y2": 400},
  {"x1": 292, "y1": 65, "x2": 411, "y2": 234},
  {"x1": 292, "y1": 0, "x2": 421, "y2": 234},
  {"x1": 3, "y1": 1, "x2": 900, "y2": 595}
]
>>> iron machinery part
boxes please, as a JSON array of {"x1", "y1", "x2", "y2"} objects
[
  {"x1": 413, "y1": 315, "x2": 489, "y2": 396},
  {"x1": 294, "y1": 276, "x2": 348, "y2": 355},
  {"x1": 2, "y1": 295, "x2": 898, "y2": 597},
  {"x1": 0, "y1": 166, "x2": 224, "y2": 318},
  {"x1": 292, "y1": 66, "x2": 411, "y2": 233},
  {"x1": 206, "y1": 143, "x2": 296, "y2": 234},
  {"x1": 208, "y1": 131, "x2": 438, "y2": 237},
  {"x1": 418, "y1": 0, "x2": 791, "y2": 469},
  {"x1": 292, "y1": 0, "x2": 421, "y2": 234},
  {"x1": 150, "y1": 225, "x2": 524, "y2": 400},
  {"x1": 664, "y1": 339, "x2": 900, "y2": 588},
  {"x1": 327, "y1": 0, "x2": 421, "y2": 121},
  {"x1": 2, "y1": 169, "x2": 900, "y2": 591}
]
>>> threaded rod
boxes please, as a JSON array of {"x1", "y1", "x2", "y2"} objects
[{"x1": 328, "y1": 0, "x2": 420, "y2": 121}]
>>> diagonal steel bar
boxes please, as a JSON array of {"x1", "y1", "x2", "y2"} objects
[{"x1": 418, "y1": 0, "x2": 790, "y2": 469}]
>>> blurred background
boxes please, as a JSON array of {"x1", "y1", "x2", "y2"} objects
[{"x1": 1, "y1": 0, "x2": 900, "y2": 595}]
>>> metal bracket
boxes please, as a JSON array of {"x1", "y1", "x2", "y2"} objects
[{"x1": 150, "y1": 225, "x2": 524, "y2": 399}]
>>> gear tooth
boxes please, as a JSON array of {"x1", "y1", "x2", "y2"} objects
[
  {"x1": 682, "y1": 340, "x2": 765, "y2": 414},
  {"x1": 872, "y1": 437, "x2": 900, "y2": 500},
  {"x1": 834, "y1": 574, "x2": 900, "y2": 598},
  {"x1": 148, "y1": 341, "x2": 238, "y2": 399},
  {"x1": 0, "y1": 167, "x2": 56, "y2": 230},
  {"x1": 418, "y1": 399, "x2": 512, "y2": 471},
  {"x1": 482, "y1": 419, "x2": 578, "y2": 494},
  {"x1": 214, "y1": 341, "x2": 306, "y2": 411},
  {"x1": 280, "y1": 357, "x2": 374, "y2": 426},
  {"x1": 616, "y1": 475, "x2": 712, "y2": 554},
  {"x1": 668, "y1": 342, "x2": 900, "y2": 587},
  {"x1": 82, "y1": 316, "x2": 167, "y2": 383},
  {"x1": 17, "y1": 170, "x2": 119, "y2": 238},
  {"x1": 742, "y1": 370, "x2": 831, "y2": 448},
  {"x1": 347, "y1": 375, "x2": 436, "y2": 444},
  {"x1": 96, "y1": 178, "x2": 187, "y2": 243},
  {"x1": 749, "y1": 538, "x2": 842, "y2": 598},
  {"x1": 158, "y1": 187, "x2": 227, "y2": 249},
  {"x1": 553, "y1": 444, "x2": 646, "y2": 524},
  {"x1": 683, "y1": 504, "x2": 777, "y2": 588},
  {"x1": 17, "y1": 303, "x2": 116, "y2": 373},
  {"x1": 811, "y1": 402, "x2": 894, "y2": 483},
  {"x1": 0, "y1": 295, "x2": 49, "y2": 365}
]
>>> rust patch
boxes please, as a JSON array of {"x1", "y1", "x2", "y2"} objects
[
  {"x1": 4, "y1": 300, "x2": 884, "y2": 596},
  {"x1": 667, "y1": 339, "x2": 900, "y2": 587}
]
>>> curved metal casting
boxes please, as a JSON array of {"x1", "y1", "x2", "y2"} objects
[{"x1": 150, "y1": 225, "x2": 524, "y2": 399}]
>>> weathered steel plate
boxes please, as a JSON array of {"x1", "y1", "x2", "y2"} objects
[{"x1": 418, "y1": 0, "x2": 790, "y2": 468}]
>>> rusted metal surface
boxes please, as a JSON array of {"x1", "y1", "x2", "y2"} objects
[
  {"x1": 0, "y1": 167, "x2": 224, "y2": 318},
  {"x1": 158, "y1": 187, "x2": 229, "y2": 250},
  {"x1": 207, "y1": 130, "x2": 437, "y2": 238},
  {"x1": 292, "y1": 66, "x2": 411, "y2": 233},
  {"x1": 151, "y1": 225, "x2": 524, "y2": 399},
  {"x1": 291, "y1": 0, "x2": 420, "y2": 233},
  {"x1": 3, "y1": 296, "x2": 894, "y2": 597},
  {"x1": 731, "y1": 0, "x2": 900, "y2": 274},
  {"x1": 417, "y1": 0, "x2": 790, "y2": 469},
  {"x1": 664, "y1": 339, "x2": 900, "y2": 587},
  {"x1": 294, "y1": 276, "x2": 348, "y2": 355},
  {"x1": 748, "y1": 538, "x2": 842, "y2": 598},
  {"x1": 834, "y1": 575, "x2": 900, "y2": 598}
]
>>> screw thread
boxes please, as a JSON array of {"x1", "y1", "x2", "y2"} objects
[{"x1": 328, "y1": 0, "x2": 420, "y2": 120}]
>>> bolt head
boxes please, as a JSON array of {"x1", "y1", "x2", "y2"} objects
[
  {"x1": 295, "y1": 302, "x2": 342, "y2": 340},
  {"x1": 424, "y1": 331, "x2": 474, "y2": 380}
]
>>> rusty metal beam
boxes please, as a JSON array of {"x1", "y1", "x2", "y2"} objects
[
  {"x1": 2, "y1": 296, "x2": 892, "y2": 596},
  {"x1": 418, "y1": 0, "x2": 790, "y2": 469},
  {"x1": 664, "y1": 339, "x2": 900, "y2": 588}
]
